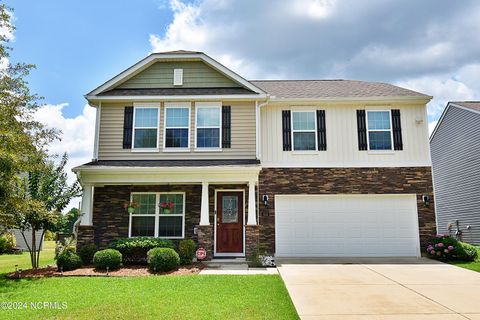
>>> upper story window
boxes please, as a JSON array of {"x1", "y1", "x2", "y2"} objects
[
  {"x1": 164, "y1": 103, "x2": 190, "y2": 149},
  {"x1": 133, "y1": 106, "x2": 159, "y2": 149},
  {"x1": 366, "y1": 111, "x2": 392, "y2": 150},
  {"x1": 292, "y1": 111, "x2": 316, "y2": 151},
  {"x1": 196, "y1": 103, "x2": 221, "y2": 149}
]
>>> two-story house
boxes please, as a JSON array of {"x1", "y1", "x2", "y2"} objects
[{"x1": 73, "y1": 50, "x2": 436, "y2": 259}]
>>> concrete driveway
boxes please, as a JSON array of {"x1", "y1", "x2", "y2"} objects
[{"x1": 277, "y1": 258, "x2": 480, "y2": 320}]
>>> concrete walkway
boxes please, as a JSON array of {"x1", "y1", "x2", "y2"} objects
[{"x1": 277, "y1": 258, "x2": 480, "y2": 319}]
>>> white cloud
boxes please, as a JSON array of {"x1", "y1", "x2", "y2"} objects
[
  {"x1": 148, "y1": 0, "x2": 480, "y2": 140},
  {"x1": 0, "y1": 9, "x2": 14, "y2": 72},
  {"x1": 396, "y1": 63, "x2": 480, "y2": 133},
  {"x1": 429, "y1": 120, "x2": 438, "y2": 136},
  {"x1": 34, "y1": 103, "x2": 96, "y2": 211}
]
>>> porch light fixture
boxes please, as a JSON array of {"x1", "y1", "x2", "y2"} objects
[
  {"x1": 422, "y1": 194, "x2": 430, "y2": 207},
  {"x1": 262, "y1": 195, "x2": 269, "y2": 207}
]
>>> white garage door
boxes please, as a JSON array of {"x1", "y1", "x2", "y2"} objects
[{"x1": 275, "y1": 194, "x2": 420, "y2": 257}]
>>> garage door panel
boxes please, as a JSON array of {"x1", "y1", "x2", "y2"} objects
[{"x1": 275, "y1": 194, "x2": 420, "y2": 257}]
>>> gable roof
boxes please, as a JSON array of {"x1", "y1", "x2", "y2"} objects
[
  {"x1": 451, "y1": 101, "x2": 480, "y2": 112},
  {"x1": 86, "y1": 51, "x2": 431, "y2": 103},
  {"x1": 250, "y1": 80, "x2": 430, "y2": 100},
  {"x1": 86, "y1": 51, "x2": 266, "y2": 99},
  {"x1": 430, "y1": 101, "x2": 480, "y2": 141}
]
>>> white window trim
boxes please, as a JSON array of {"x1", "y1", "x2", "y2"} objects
[
  {"x1": 195, "y1": 102, "x2": 222, "y2": 150},
  {"x1": 128, "y1": 191, "x2": 186, "y2": 239},
  {"x1": 291, "y1": 110, "x2": 317, "y2": 151},
  {"x1": 163, "y1": 103, "x2": 191, "y2": 151},
  {"x1": 366, "y1": 110, "x2": 394, "y2": 151},
  {"x1": 132, "y1": 104, "x2": 160, "y2": 151}
]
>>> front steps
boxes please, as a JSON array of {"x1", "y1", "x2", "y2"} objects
[{"x1": 203, "y1": 258, "x2": 248, "y2": 270}]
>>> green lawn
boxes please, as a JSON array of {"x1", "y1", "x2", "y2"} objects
[
  {"x1": 0, "y1": 241, "x2": 56, "y2": 275},
  {"x1": 450, "y1": 247, "x2": 480, "y2": 273},
  {"x1": 0, "y1": 242, "x2": 298, "y2": 319},
  {"x1": 0, "y1": 275, "x2": 298, "y2": 320}
]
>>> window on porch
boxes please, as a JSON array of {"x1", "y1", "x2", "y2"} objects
[{"x1": 129, "y1": 192, "x2": 185, "y2": 238}]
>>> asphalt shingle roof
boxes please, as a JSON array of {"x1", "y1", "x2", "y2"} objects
[
  {"x1": 250, "y1": 80, "x2": 429, "y2": 99},
  {"x1": 98, "y1": 87, "x2": 255, "y2": 96},
  {"x1": 79, "y1": 159, "x2": 260, "y2": 167},
  {"x1": 452, "y1": 101, "x2": 480, "y2": 112}
]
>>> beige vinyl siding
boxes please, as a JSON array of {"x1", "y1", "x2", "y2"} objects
[
  {"x1": 98, "y1": 101, "x2": 256, "y2": 160},
  {"x1": 117, "y1": 61, "x2": 240, "y2": 89},
  {"x1": 261, "y1": 101, "x2": 431, "y2": 167}
]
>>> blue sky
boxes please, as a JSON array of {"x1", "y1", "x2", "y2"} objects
[
  {"x1": 4, "y1": 0, "x2": 480, "y2": 209},
  {"x1": 7, "y1": 0, "x2": 173, "y2": 117}
]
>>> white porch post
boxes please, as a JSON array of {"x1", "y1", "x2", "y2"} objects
[
  {"x1": 200, "y1": 181, "x2": 210, "y2": 225},
  {"x1": 80, "y1": 184, "x2": 93, "y2": 225},
  {"x1": 247, "y1": 180, "x2": 257, "y2": 225}
]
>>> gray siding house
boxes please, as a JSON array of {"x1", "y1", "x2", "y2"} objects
[{"x1": 430, "y1": 101, "x2": 480, "y2": 244}]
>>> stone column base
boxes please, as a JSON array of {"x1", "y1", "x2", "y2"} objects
[
  {"x1": 245, "y1": 225, "x2": 260, "y2": 258},
  {"x1": 197, "y1": 225, "x2": 213, "y2": 260},
  {"x1": 76, "y1": 226, "x2": 95, "y2": 250}
]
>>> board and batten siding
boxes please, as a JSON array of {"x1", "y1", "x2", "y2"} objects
[
  {"x1": 260, "y1": 102, "x2": 431, "y2": 167},
  {"x1": 98, "y1": 101, "x2": 256, "y2": 160},
  {"x1": 117, "y1": 61, "x2": 240, "y2": 89},
  {"x1": 430, "y1": 106, "x2": 480, "y2": 245}
]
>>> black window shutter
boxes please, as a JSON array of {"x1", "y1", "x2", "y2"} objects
[
  {"x1": 316, "y1": 110, "x2": 326, "y2": 151},
  {"x1": 282, "y1": 110, "x2": 292, "y2": 151},
  {"x1": 123, "y1": 106, "x2": 133, "y2": 149},
  {"x1": 391, "y1": 109, "x2": 403, "y2": 150},
  {"x1": 222, "y1": 106, "x2": 231, "y2": 148},
  {"x1": 356, "y1": 110, "x2": 368, "y2": 151}
]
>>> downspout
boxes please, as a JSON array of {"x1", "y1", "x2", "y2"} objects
[{"x1": 255, "y1": 99, "x2": 269, "y2": 161}]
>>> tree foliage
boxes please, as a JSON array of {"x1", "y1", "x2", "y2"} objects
[
  {"x1": 13, "y1": 153, "x2": 81, "y2": 268},
  {"x1": 0, "y1": 4, "x2": 58, "y2": 226}
]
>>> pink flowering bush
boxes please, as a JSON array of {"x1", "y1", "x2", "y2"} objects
[{"x1": 426, "y1": 234, "x2": 478, "y2": 261}]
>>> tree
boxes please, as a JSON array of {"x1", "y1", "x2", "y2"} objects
[
  {"x1": 57, "y1": 207, "x2": 80, "y2": 234},
  {"x1": 0, "y1": 4, "x2": 58, "y2": 227},
  {"x1": 13, "y1": 154, "x2": 81, "y2": 268}
]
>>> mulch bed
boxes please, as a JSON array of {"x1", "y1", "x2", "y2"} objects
[{"x1": 6, "y1": 263, "x2": 205, "y2": 279}]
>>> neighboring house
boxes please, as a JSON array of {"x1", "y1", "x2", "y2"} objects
[
  {"x1": 11, "y1": 229, "x2": 44, "y2": 251},
  {"x1": 430, "y1": 101, "x2": 480, "y2": 245},
  {"x1": 73, "y1": 50, "x2": 436, "y2": 258}
]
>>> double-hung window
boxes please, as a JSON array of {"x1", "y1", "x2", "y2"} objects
[
  {"x1": 133, "y1": 106, "x2": 159, "y2": 149},
  {"x1": 366, "y1": 110, "x2": 393, "y2": 150},
  {"x1": 292, "y1": 111, "x2": 316, "y2": 151},
  {"x1": 196, "y1": 103, "x2": 221, "y2": 149},
  {"x1": 129, "y1": 192, "x2": 185, "y2": 238},
  {"x1": 164, "y1": 103, "x2": 190, "y2": 149}
]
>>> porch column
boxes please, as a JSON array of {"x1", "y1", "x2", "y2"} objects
[
  {"x1": 80, "y1": 184, "x2": 93, "y2": 225},
  {"x1": 247, "y1": 180, "x2": 257, "y2": 225},
  {"x1": 200, "y1": 181, "x2": 210, "y2": 225}
]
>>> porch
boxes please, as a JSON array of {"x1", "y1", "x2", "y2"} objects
[{"x1": 73, "y1": 160, "x2": 261, "y2": 259}]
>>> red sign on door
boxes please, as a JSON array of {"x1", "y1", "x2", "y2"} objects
[{"x1": 196, "y1": 248, "x2": 207, "y2": 260}]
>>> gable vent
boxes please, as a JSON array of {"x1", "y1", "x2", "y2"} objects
[{"x1": 173, "y1": 68, "x2": 183, "y2": 86}]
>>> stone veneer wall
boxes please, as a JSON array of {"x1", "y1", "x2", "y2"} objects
[
  {"x1": 77, "y1": 184, "x2": 249, "y2": 259},
  {"x1": 258, "y1": 167, "x2": 437, "y2": 254}
]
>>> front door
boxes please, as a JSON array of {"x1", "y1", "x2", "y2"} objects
[{"x1": 216, "y1": 192, "x2": 243, "y2": 253}]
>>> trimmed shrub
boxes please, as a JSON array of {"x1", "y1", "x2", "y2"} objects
[
  {"x1": 147, "y1": 247, "x2": 180, "y2": 272},
  {"x1": 456, "y1": 241, "x2": 478, "y2": 262},
  {"x1": 426, "y1": 234, "x2": 478, "y2": 262},
  {"x1": 0, "y1": 233, "x2": 16, "y2": 254},
  {"x1": 78, "y1": 243, "x2": 97, "y2": 265},
  {"x1": 109, "y1": 237, "x2": 174, "y2": 265},
  {"x1": 93, "y1": 249, "x2": 122, "y2": 270},
  {"x1": 56, "y1": 251, "x2": 82, "y2": 271},
  {"x1": 0, "y1": 237, "x2": 7, "y2": 254},
  {"x1": 178, "y1": 240, "x2": 196, "y2": 265}
]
